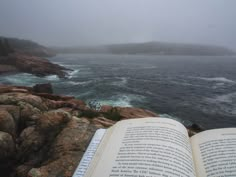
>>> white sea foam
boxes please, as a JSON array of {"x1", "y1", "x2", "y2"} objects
[
  {"x1": 215, "y1": 93, "x2": 236, "y2": 103},
  {"x1": 4, "y1": 73, "x2": 40, "y2": 86},
  {"x1": 67, "y1": 80, "x2": 92, "y2": 86},
  {"x1": 3, "y1": 73, "x2": 61, "y2": 86},
  {"x1": 67, "y1": 81, "x2": 81, "y2": 86},
  {"x1": 99, "y1": 95, "x2": 133, "y2": 107},
  {"x1": 99, "y1": 94, "x2": 146, "y2": 107},
  {"x1": 193, "y1": 77, "x2": 235, "y2": 83},
  {"x1": 142, "y1": 66, "x2": 157, "y2": 69},
  {"x1": 204, "y1": 93, "x2": 236, "y2": 116},
  {"x1": 67, "y1": 69, "x2": 80, "y2": 79},
  {"x1": 120, "y1": 77, "x2": 128, "y2": 84},
  {"x1": 215, "y1": 82, "x2": 225, "y2": 86},
  {"x1": 207, "y1": 92, "x2": 236, "y2": 103},
  {"x1": 52, "y1": 61, "x2": 66, "y2": 66},
  {"x1": 170, "y1": 80, "x2": 204, "y2": 87},
  {"x1": 107, "y1": 94, "x2": 146, "y2": 107},
  {"x1": 212, "y1": 82, "x2": 225, "y2": 89},
  {"x1": 111, "y1": 77, "x2": 128, "y2": 86},
  {"x1": 45, "y1": 75, "x2": 60, "y2": 81}
]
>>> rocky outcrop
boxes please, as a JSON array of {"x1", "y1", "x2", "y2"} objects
[
  {"x1": 0, "y1": 84, "x2": 202, "y2": 177},
  {"x1": 32, "y1": 84, "x2": 53, "y2": 94},
  {"x1": 0, "y1": 36, "x2": 68, "y2": 78},
  {"x1": 0, "y1": 84, "x2": 158, "y2": 177},
  {"x1": 0, "y1": 65, "x2": 18, "y2": 74},
  {"x1": 0, "y1": 53, "x2": 69, "y2": 78},
  {"x1": 101, "y1": 105, "x2": 157, "y2": 119}
]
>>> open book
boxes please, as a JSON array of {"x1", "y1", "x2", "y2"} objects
[{"x1": 73, "y1": 117, "x2": 236, "y2": 177}]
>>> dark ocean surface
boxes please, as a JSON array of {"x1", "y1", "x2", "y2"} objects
[{"x1": 1, "y1": 53, "x2": 236, "y2": 129}]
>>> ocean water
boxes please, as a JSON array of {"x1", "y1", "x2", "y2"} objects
[{"x1": 0, "y1": 53, "x2": 236, "y2": 129}]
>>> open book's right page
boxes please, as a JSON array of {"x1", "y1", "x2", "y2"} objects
[{"x1": 190, "y1": 128, "x2": 236, "y2": 177}]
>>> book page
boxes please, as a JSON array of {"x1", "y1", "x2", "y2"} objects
[
  {"x1": 191, "y1": 128, "x2": 236, "y2": 177},
  {"x1": 72, "y1": 129, "x2": 106, "y2": 177},
  {"x1": 85, "y1": 117, "x2": 196, "y2": 177}
]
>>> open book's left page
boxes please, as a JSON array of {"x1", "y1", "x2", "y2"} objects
[
  {"x1": 85, "y1": 117, "x2": 196, "y2": 177},
  {"x1": 72, "y1": 129, "x2": 107, "y2": 177}
]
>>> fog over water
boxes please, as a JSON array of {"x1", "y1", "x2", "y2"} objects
[{"x1": 0, "y1": 0, "x2": 236, "y2": 49}]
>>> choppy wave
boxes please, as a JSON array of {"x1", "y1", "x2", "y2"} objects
[
  {"x1": 204, "y1": 92, "x2": 236, "y2": 116},
  {"x1": 232, "y1": 109, "x2": 236, "y2": 114},
  {"x1": 66, "y1": 80, "x2": 92, "y2": 86},
  {"x1": 207, "y1": 92, "x2": 236, "y2": 103},
  {"x1": 0, "y1": 73, "x2": 61, "y2": 86},
  {"x1": 1, "y1": 53, "x2": 236, "y2": 129},
  {"x1": 97, "y1": 94, "x2": 146, "y2": 107},
  {"x1": 142, "y1": 66, "x2": 157, "y2": 69},
  {"x1": 170, "y1": 80, "x2": 205, "y2": 88},
  {"x1": 111, "y1": 77, "x2": 128, "y2": 86},
  {"x1": 45, "y1": 75, "x2": 60, "y2": 81},
  {"x1": 2, "y1": 73, "x2": 40, "y2": 86},
  {"x1": 98, "y1": 95, "x2": 132, "y2": 107},
  {"x1": 193, "y1": 77, "x2": 235, "y2": 83},
  {"x1": 67, "y1": 69, "x2": 80, "y2": 79}
]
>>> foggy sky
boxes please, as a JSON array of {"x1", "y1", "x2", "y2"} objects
[{"x1": 0, "y1": 0, "x2": 236, "y2": 49}]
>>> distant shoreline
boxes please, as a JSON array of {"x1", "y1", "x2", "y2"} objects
[{"x1": 52, "y1": 41, "x2": 236, "y2": 56}]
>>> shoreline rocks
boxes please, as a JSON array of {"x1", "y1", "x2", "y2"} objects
[
  {"x1": 0, "y1": 84, "x2": 203, "y2": 177},
  {"x1": 0, "y1": 53, "x2": 69, "y2": 78}
]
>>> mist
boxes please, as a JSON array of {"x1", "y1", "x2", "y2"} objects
[{"x1": 0, "y1": 0, "x2": 235, "y2": 49}]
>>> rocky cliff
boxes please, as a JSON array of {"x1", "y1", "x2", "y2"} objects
[
  {"x1": 0, "y1": 84, "x2": 202, "y2": 177},
  {"x1": 0, "y1": 53, "x2": 69, "y2": 78},
  {"x1": 0, "y1": 37, "x2": 69, "y2": 78}
]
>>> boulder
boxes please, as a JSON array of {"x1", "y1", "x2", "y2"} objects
[
  {"x1": 100, "y1": 105, "x2": 113, "y2": 112},
  {"x1": 33, "y1": 83, "x2": 53, "y2": 94},
  {"x1": 0, "y1": 131, "x2": 15, "y2": 161},
  {"x1": 36, "y1": 110, "x2": 71, "y2": 131},
  {"x1": 15, "y1": 111, "x2": 72, "y2": 176},
  {"x1": 0, "y1": 110, "x2": 16, "y2": 136},
  {"x1": 0, "y1": 105, "x2": 20, "y2": 123},
  {"x1": 101, "y1": 105, "x2": 158, "y2": 119},
  {"x1": 19, "y1": 102, "x2": 41, "y2": 128},
  {"x1": 28, "y1": 118, "x2": 97, "y2": 177},
  {"x1": 18, "y1": 94, "x2": 47, "y2": 111},
  {"x1": 0, "y1": 131, "x2": 15, "y2": 172}
]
